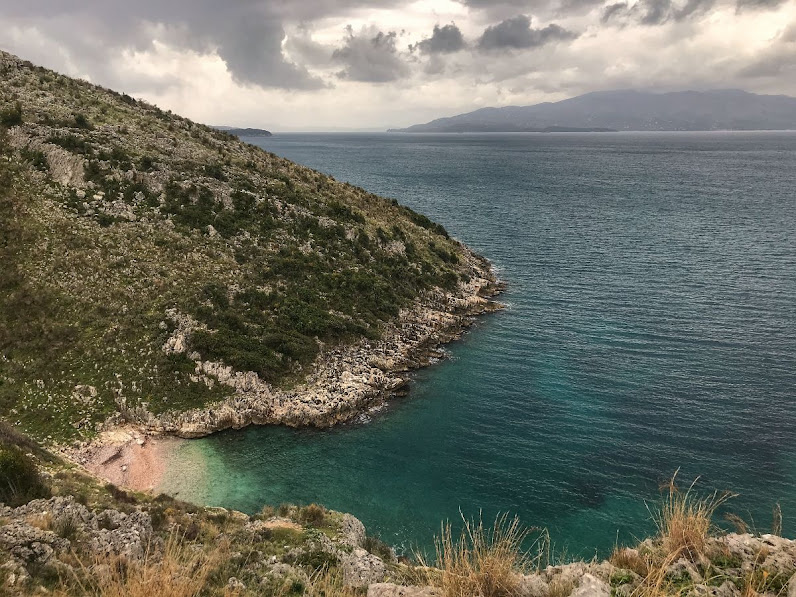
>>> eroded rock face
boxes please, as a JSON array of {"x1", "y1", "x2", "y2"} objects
[
  {"x1": 133, "y1": 254, "x2": 504, "y2": 439},
  {"x1": 0, "y1": 496, "x2": 154, "y2": 571},
  {"x1": 340, "y1": 513, "x2": 367, "y2": 548}
]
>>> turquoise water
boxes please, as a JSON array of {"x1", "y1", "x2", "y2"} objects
[{"x1": 161, "y1": 132, "x2": 796, "y2": 557}]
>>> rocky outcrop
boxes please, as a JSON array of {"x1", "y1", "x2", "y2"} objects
[
  {"x1": 101, "y1": 252, "x2": 504, "y2": 440},
  {"x1": 0, "y1": 496, "x2": 155, "y2": 572},
  {"x1": 342, "y1": 547, "x2": 388, "y2": 587}
]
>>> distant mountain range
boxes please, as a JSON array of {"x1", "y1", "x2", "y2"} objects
[
  {"x1": 389, "y1": 90, "x2": 796, "y2": 133},
  {"x1": 214, "y1": 126, "x2": 272, "y2": 137}
]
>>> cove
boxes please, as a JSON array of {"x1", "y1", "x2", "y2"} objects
[{"x1": 160, "y1": 132, "x2": 796, "y2": 557}]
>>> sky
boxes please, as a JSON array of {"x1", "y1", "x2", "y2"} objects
[{"x1": 0, "y1": 0, "x2": 794, "y2": 130}]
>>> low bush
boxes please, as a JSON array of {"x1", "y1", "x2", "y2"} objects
[
  {"x1": 299, "y1": 503, "x2": 327, "y2": 527},
  {"x1": 0, "y1": 443, "x2": 50, "y2": 506},
  {"x1": 0, "y1": 101, "x2": 23, "y2": 127}
]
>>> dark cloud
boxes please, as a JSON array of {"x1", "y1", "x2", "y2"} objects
[
  {"x1": 601, "y1": 0, "x2": 715, "y2": 25},
  {"x1": 0, "y1": 0, "x2": 411, "y2": 90},
  {"x1": 412, "y1": 24, "x2": 466, "y2": 54},
  {"x1": 460, "y1": 0, "x2": 605, "y2": 19},
  {"x1": 735, "y1": 0, "x2": 788, "y2": 10},
  {"x1": 332, "y1": 26, "x2": 409, "y2": 82},
  {"x1": 477, "y1": 15, "x2": 577, "y2": 51}
]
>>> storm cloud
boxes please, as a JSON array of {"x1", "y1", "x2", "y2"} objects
[
  {"x1": 332, "y1": 26, "x2": 409, "y2": 82},
  {"x1": 478, "y1": 15, "x2": 577, "y2": 50},
  {"x1": 413, "y1": 24, "x2": 467, "y2": 54},
  {"x1": 0, "y1": 0, "x2": 794, "y2": 130}
]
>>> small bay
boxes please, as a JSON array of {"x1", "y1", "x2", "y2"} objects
[{"x1": 161, "y1": 131, "x2": 796, "y2": 556}]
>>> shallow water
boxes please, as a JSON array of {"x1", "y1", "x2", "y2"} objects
[{"x1": 161, "y1": 132, "x2": 796, "y2": 556}]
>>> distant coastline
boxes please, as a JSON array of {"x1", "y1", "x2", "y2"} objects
[
  {"x1": 391, "y1": 89, "x2": 796, "y2": 133},
  {"x1": 214, "y1": 126, "x2": 273, "y2": 137}
]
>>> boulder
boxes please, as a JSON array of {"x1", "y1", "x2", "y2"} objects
[
  {"x1": 342, "y1": 547, "x2": 386, "y2": 587},
  {"x1": 340, "y1": 514, "x2": 366, "y2": 548}
]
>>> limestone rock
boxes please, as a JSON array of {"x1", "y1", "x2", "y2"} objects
[
  {"x1": 340, "y1": 514, "x2": 367, "y2": 548},
  {"x1": 518, "y1": 573, "x2": 550, "y2": 597},
  {"x1": 571, "y1": 573, "x2": 611, "y2": 597},
  {"x1": 367, "y1": 583, "x2": 441, "y2": 597},
  {"x1": 342, "y1": 547, "x2": 387, "y2": 587},
  {"x1": 0, "y1": 520, "x2": 68, "y2": 565}
]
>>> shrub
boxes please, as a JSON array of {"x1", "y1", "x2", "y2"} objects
[
  {"x1": 0, "y1": 101, "x2": 23, "y2": 127},
  {"x1": 299, "y1": 503, "x2": 326, "y2": 526},
  {"x1": 294, "y1": 549, "x2": 340, "y2": 571},
  {"x1": 363, "y1": 535, "x2": 395, "y2": 563},
  {"x1": 0, "y1": 443, "x2": 50, "y2": 506},
  {"x1": 73, "y1": 112, "x2": 92, "y2": 129},
  {"x1": 53, "y1": 514, "x2": 81, "y2": 541},
  {"x1": 21, "y1": 148, "x2": 49, "y2": 172}
]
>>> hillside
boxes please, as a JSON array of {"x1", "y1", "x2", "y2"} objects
[
  {"x1": 390, "y1": 89, "x2": 796, "y2": 132},
  {"x1": 0, "y1": 50, "x2": 501, "y2": 445}
]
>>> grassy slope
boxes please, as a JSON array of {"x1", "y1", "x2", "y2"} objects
[{"x1": 0, "y1": 52, "x2": 478, "y2": 443}]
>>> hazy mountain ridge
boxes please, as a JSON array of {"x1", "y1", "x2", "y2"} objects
[{"x1": 391, "y1": 89, "x2": 796, "y2": 132}]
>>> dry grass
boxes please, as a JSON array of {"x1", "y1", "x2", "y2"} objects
[
  {"x1": 610, "y1": 547, "x2": 650, "y2": 578},
  {"x1": 300, "y1": 568, "x2": 360, "y2": 597},
  {"x1": 55, "y1": 532, "x2": 228, "y2": 597},
  {"x1": 652, "y1": 471, "x2": 734, "y2": 562},
  {"x1": 26, "y1": 512, "x2": 53, "y2": 531},
  {"x1": 627, "y1": 473, "x2": 736, "y2": 597},
  {"x1": 416, "y1": 513, "x2": 538, "y2": 597},
  {"x1": 548, "y1": 576, "x2": 575, "y2": 597}
]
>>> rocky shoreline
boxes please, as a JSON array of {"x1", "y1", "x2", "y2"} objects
[
  {"x1": 67, "y1": 250, "x2": 503, "y2": 482},
  {"x1": 111, "y1": 250, "x2": 503, "y2": 439}
]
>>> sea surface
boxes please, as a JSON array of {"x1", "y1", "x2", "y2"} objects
[{"x1": 161, "y1": 131, "x2": 796, "y2": 557}]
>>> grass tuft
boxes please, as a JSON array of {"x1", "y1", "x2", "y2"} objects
[
  {"x1": 652, "y1": 471, "x2": 734, "y2": 562},
  {"x1": 417, "y1": 513, "x2": 537, "y2": 597},
  {"x1": 55, "y1": 532, "x2": 222, "y2": 597}
]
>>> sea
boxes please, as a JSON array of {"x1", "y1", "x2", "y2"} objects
[{"x1": 160, "y1": 131, "x2": 796, "y2": 558}]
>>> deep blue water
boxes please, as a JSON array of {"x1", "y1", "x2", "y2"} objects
[{"x1": 161, "y1": 132, "x2": 796, "y2": 557}]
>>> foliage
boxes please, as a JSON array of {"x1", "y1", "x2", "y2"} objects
[
  {"x1": 0, "y1": 100, "x2": 22, "y2": 127},
  {"x1": 0, "y1": 443, "x2": 50, "y2": 506}
]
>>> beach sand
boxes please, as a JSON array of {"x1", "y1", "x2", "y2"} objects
[{"x1": 73, "y1": 428, "x2": 180, "y2": 493}]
